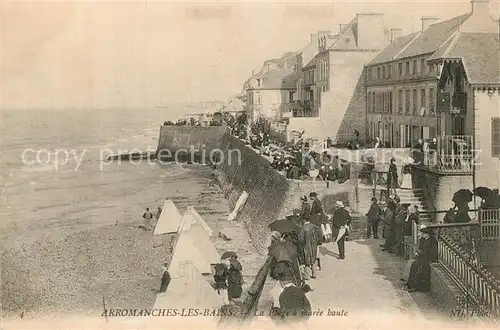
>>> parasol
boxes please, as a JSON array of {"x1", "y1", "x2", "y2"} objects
[
  {"x1": 268, "y1": 218, "x2": 300, "y2": 234},
  {"x1": 221, "y1": 251, "x2": 238, "y2": 259},
  {"x1": 333, "y1": 226, "x2": 347, "y2": 244},
  {"x1": 268, "y1": 240, "x2": 298, "y2": 263},
  {"x1": 452, "y1": 189, "x2": 473, "y2": 204},
  {"x1": 473, "y1": 187, "x2": 494, "y2": 200}
]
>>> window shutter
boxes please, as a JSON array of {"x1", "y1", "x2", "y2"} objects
[{"x1": 492, "y1": 118, "x2": 500, "y2": 157}]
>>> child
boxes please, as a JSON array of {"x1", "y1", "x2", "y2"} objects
[{"x1": 214, "y1": 262, "x2": 229, "y2": 305}]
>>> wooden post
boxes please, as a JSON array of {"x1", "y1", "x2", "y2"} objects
[{"x1": 237, "y1": 256, "x2": 274, "y2": 325}]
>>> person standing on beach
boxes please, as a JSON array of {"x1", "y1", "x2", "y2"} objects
[{"x1": 143, "y1": 208, "x2": 153, "y2": 230}]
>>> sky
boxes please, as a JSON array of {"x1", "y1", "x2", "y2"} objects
[{"x1": 1, "y1": 0, "x2": 499, "y2": 110}]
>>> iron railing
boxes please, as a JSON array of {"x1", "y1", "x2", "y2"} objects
[
  {"x1": 423, "y1": 135, "x2": 473, "y2": 173},
  {"x1": 437, "y1": 233, "x2": 500, "y2": 318},
  {"x1": 479, "y1": 209, "x2": 500, "y2": 240}
]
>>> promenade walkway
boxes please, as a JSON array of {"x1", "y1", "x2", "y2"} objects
[{"x1": 251, "y1": 238, "x2": 458, "y2": 329}]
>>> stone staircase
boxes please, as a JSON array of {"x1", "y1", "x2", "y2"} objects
[{"x1": 394, "y1": 188, "x2": 431, "y2": 223}]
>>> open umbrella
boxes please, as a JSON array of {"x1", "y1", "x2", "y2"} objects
[
  {"x1": 473, "y1": 187, "x2": 494, "y2": 200},
  {"x1": 452, "y1": 189, "x2": 473, "y2": 204},
  {"x1": 221, "y1": 251, "x2": 237, "y2": 259},
  {"x1": 268, "y1": 218, "x2": 300, "y2": 234}
]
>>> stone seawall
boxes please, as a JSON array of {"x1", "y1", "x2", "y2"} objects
[
  {"x1": 216, "y1": 133, "x2": 290, "y2": 255},
  {"x1": 156, "y1": 125, "x2": 228, "y2": 161}
]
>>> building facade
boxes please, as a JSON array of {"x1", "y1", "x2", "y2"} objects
[
  {"x1": 245, "y1": 67, "x2": 297, "y2": 121},
  {"x1": 291, "y1": 13, "x2": 391, "y2": 144},
  {"x1": 366, "y1": 0, "x2": 499, "y2": 148}
]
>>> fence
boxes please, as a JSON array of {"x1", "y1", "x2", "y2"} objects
[
  {"x1": 479, "y1": 209, "x2": 500, "y2": 240},
  {"x1": 437, "y1": 233, "x2": 500, "y2": 318},
  {"x1": 423, "y1": 135, "x2": 473, "y2": 174}
]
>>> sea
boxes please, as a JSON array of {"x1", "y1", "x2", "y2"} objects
[{"x1": 0, "y1": 108, "x2": 194, "y2": 243}]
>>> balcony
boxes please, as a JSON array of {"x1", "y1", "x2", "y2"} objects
[{"x1": 421, "y1": 135, "x2": 474, "y2": 174}]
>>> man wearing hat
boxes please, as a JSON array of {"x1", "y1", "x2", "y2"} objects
[
  {"x1": 331, "y1": 200, "x2": 351, "y2": 259},
  {"x1": 366, "y1": 197, "x2": 381, "y2": 239},
  {"x1": 309, "y1": 192, "x2": 324, "y2": 226}
]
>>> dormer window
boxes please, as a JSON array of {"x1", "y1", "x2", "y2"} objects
[{"x1": 257, "y1": 79, "x2": 261, "y2": 87}]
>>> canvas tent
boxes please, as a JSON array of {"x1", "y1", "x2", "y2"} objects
[
  {"x1": 179, "y1": 216, "x2": 220, "y2": 265},
  {"x1": 181, "y1": 206, "x2": 213, "y2": 237},
  {"x1": 168, "y1": 230, "x2": 213, "y2": 275},
  {"x1": 153, "y1": 199, "x2": 182, "y2": 235},
  {"x1": 152, "y1": 261, "x2": 222, "y2": 328}
]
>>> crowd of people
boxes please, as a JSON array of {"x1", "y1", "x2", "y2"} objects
[{"x1": 264, "y1": 191, "x2": 352, "y2": 325}]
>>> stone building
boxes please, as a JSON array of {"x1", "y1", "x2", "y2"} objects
[
  {"x1": 291, "y1": 13, "x2": 391, "y2": 144},
  {"x1": 365, "y1": 0, "x2": 499, "y2": 148},
  {"x1": 245, "y1": 67, "x2": 297, "y2": 121}
]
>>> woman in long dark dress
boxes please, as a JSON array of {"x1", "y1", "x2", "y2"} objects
[
  {"x1": 404, "y1": 227, "x2": 438, "y2": 292},
  {"x1": 227, "y1": 259, "x2": 243, "y2": 302}
]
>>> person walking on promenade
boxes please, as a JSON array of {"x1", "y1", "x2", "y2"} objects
[
  {"x1": 380, "y1": 200, "x2": 395, "y2": 249},
  {"x1": 331, "y1": 201, "x2": 351, "y2": 260},
  {"x1": 298, "y1": 218, "x2": 320, "y2": 279},
  {"x1": 309, "y1": 192, "x2": 325, "y2": 226},
  {"x1": 366, "y1": 197, "x2": 381, "y2": 239},
  {"x1": 142, "y1": 208, "x2": 153, "y2": 230},
  {"x1": 277, "y1": 269, "x2": 312, "y2": 326},
  {"x1": 300, "y1": 196, "x2": 310, "y2": 224}
]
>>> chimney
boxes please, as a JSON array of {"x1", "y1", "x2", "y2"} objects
[
  {"x1": 339, "y1": 24, "x2": 348, "y2": 32},
  {"x1": 421, "y1": 16, "x2": 439, "y2": 31},
  {"x1": 471, "y1": 0, "x2": 490, "y2": 15},
  {"x1": 310, "y1": 33, "x2": 318, "y2": 44},
  {"x1": 390, "y1": 28, "x2": 402, "y2": 42}
]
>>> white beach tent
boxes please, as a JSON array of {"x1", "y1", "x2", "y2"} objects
[
  {"x1": 168, "y1": 230, "x2": 213, "y2": 275},
  {"x1": 179, "y1": 216, "x2": 220, "y2": 265},
  {"x1": 151, "y1": 260, "x2": 222, "y2": 329},
  {"x1": 182, "y1": 206, "x2": 213, "y2": 237},
  {"x1": 153, "y1": 199, "x2": 182, "y2": 235}
]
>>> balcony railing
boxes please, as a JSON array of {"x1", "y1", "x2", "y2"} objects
[
  {"x1": 479, "y1": 209, "x2": 500, "y2": 241},
  {"x1": 437, "y1": 233, "x2": 500, "y2": 318},
  {"x1": 422, "y1": 135, "x2": 474, "y2": 173}
]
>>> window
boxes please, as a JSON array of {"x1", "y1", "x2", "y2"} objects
[
  {"x1": 420, "y1": 58, "x2": 425, "y2": 74},
  {"x1": 367, "y1": 68, "x2": 372, "y2": 80},
  {"x1": 398, "y1": 63, "x2": 403, "y2": 77},
  {"x1": 405, "y1": 61, "x2": 410, "y2": 76},
  {"x1": 389, "y1": 91, "x2": 393, "y2": 113},
  {"x1": 388, "y1": 65, "x2": 392, "y2": 78},
  {"x1": 412, "y1": 60, "x2": 417, "y2": 75},
  {"x1": 256, "y1": 91, "x2": 261, "y2": 104},
  {"x1": 412, "y1": 89, "x2": 417, "y2": 114},
  {"x1": 257, "y1": 79, "x2": 261, "y2": 87},
  {"x1": 289, "y1": 91, "x2": 294, "y2": 102},
  {"x1": 367, "y1": 90, "x2": 372, "y2": 110},
  {"x1": 429, "y1": 88, "x2": 435, "y2": 113},
  {"x1": 493, "y1": 118, "x2": 500, "y2": 157},
  {"x1": 377, "y1": 67, "x2": 381, "y2": 79},
  {"x1": 398, "y1": 90, "x2": 403, "y2": 113},
  {"x1": 420, "y1": 89, "x2": 426, "y2": 114},
  {"x1": 405, "y1": 90, "x2": 410, "y2": 113},
  {"x1": 372, "y1": 92, "x2": 376, "y2": 111},
  {"x1": 382, "y1": 66, "x2": 386, "y2": 79}
]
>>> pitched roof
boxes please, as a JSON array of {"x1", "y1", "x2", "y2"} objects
[
  {"x1": 397, "y1": 13, "x2": 472, "y2": 58},
  {"x1": 250, "y1": 67, "x2": 296, "y2": 90},
  {"x1": 429, "y1": 32, "x2": 500, "y2": 85},
  {"x1": 367, "y1": 32, "x2": 420, "y2": 65}
]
